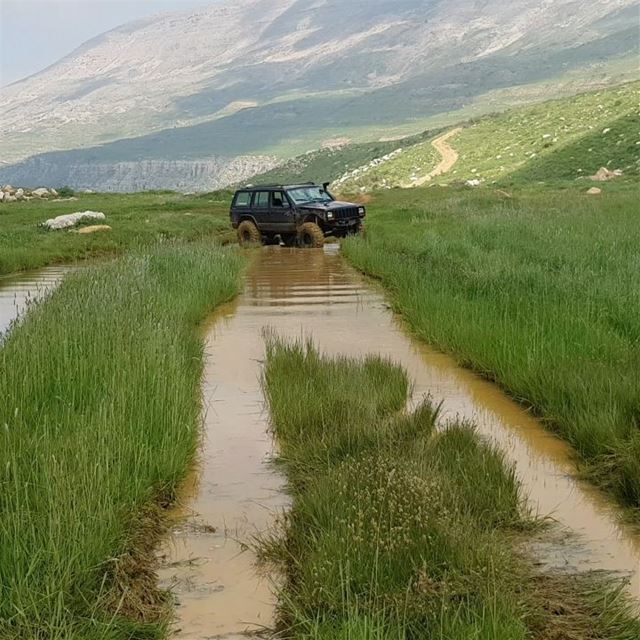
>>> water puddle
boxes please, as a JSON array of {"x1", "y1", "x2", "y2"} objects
[
  {"x1": 0, "y1": 267, "x2": 68, "y2": 335},
  {"x1": 161, "y1": 245, "x2": 639, "y2": 638}
]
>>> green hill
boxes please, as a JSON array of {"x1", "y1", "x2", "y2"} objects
[
  {"x1": 247, "y1": 81, "x2": 639, "y2": 191},
  {"x1": 448, "y1": 81, "x2": 639, "y2": 185},
  {"x1": 245, "y1": 131, "x2": 436, "y2": 187},
  {"x1": 509, "y1": 111, "x2": 640, "y2": 183}
]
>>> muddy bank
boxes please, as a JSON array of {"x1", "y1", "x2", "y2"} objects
[{"x1": 161, "y1": 244, "x2": 638, "y2": 638}]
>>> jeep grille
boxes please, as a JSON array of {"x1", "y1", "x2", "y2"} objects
[{"x1": 333, "y1": 207, "x2": 359, "y2": 219}]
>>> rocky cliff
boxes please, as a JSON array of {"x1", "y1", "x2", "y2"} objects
[{"x1": 0, "y1": 156, "x2": 278, "y2": 192}]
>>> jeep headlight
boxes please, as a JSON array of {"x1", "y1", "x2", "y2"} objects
[
  {"x1": 358, "y1": 207, "x2": 366, "y2": 215},
  {"x1": 327, "y1": 212, "x2": 334, "y2": 219}
]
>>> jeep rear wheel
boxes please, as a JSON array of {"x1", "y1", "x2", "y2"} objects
[
  {"x1": 298, "y1": 222, "x2": 324, "y2": 249},
  {"x1": 237, "y1": 220, "x2": 261, "y2": 246}
]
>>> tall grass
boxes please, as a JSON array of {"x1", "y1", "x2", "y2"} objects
[
  {"x1": 261, "y1": 338, "x2": 638, "y2": 639},
  {"x1": 343, "y1": 184, "x2": 640, "y2": 513},
  {"x1": 0, "y1": 244, "x2": 242, "y2": 639}
]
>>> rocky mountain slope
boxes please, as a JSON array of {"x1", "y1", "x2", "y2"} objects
[{"x1": 1, "y1": 0, "x2": 638, "y2": 190}]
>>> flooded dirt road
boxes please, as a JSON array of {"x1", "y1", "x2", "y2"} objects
[
  {"x1": 0, "y1": 267, "x2": 67, "y2": 335},
  {"x1": 162, "y1": 244, "x2": 639, "y2": 638}
]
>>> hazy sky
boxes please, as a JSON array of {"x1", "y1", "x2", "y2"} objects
[{"x1": 0, "y1": 0, "x2": 221, "y2": 86}]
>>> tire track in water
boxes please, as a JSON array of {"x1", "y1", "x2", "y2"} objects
[{"x1": 160, "y1": 245, "x2": 639, "y2": 638}]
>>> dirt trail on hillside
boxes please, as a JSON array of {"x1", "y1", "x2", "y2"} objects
[
  {"x1": 157, "y1": 245, "x2": 639, "y2": 638},
  {"x1": 408, "y1": 127, "x2": 462, "y2": 187}
]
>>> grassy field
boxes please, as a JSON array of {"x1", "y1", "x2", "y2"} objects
[
  {"x1": 0, "y1": 191, "x2": 232, "y2": 275},
  {"x1": 0, "y1": 244, "x2": 242, "y2": 639},
  {"x1": 262, "y1": 337, "x2": 638, "y2": 639},
  {"x1": 343, "y1": 182, "x2": 640, "y2": 513}
]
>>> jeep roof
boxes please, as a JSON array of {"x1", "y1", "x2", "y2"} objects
[{"x1": 240, "y1": 182, "x2": 319, "y2": 191}]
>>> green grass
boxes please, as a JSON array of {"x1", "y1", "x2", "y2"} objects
[
  {"x1": 333, "y1": 137, "x2": 441, "y2": 193},
  {"x1": 262, "y1": 337, "x2": 639, "y2": 639},
  {"x1": 248, "y1": 132, "x2": 435, "y2": 188},
  {"x1": 0, "y1": 191, "x2": 233, "y2": 275},
  {"x1": 450, "y1": 81, "x2": 639, "y2": 184},
  {"x1": 330, "y1": 81, "x2": 639, "y2": 192},
  {"x1": 509, "y1": 110, "x2": 640, "y2": 183},
  {"x1": 0, "y1": 244, "x2": 243, "y2": 639},
  {"x1": 342, "y1": 182, "x2": 640, "y2": 513}
]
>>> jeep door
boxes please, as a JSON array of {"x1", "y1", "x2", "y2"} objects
[
  {"x1": 252, "y1": 190, "x2": 271, "y2": 229},
  {"x1": 230, "y1": 190, "x2": 252, "y2": 226},
  {"x1": 270, "y1": 190, "x2": 295, "y2": 233}
]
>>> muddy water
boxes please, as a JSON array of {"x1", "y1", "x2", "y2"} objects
[
  {"x1": 0, "y1": 267, "x2": 67, "y2": 335},
  {"x1": 162, "y1": 245, "x2": 639, "y2": 638}
]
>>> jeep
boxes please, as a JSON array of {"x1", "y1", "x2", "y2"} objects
[{"x1": 230, "y1": 182, "x2": 366, "y2": 248}]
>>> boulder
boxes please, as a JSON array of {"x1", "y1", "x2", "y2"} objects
[
  {"x1": 43, "y1": 211, "x2": 106, "y2": 230},
  {"x1": 49, "y1": 188, "x2": 59, "y2": 197},
  {"x1": 0, "y1": 191, "x2": 4, "y2": 202},
  {"x1": 32, "y1": 187, "x2": 50, "y2": 198},
  {"x1": 2, "y1": 185, "x2": 15, "y2": 194},
  {"x1": 15, "y1": 188, "x2": 25, "y2": 200},
  {"x1": 465, "y1": 179, "x2": 482, "y2": 187},
  {"x1": 4, "y1": 194, "x2": 17, "y2": 202},
  {"x1": 587, "y1": 187, "x2": 602, "y2": 195},
  {"x1": 590, "y1": 167, "x2": 620, "y2": 182}
]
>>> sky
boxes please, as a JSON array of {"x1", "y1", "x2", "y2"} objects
[{"x1": 0, "y1": 0, "x2": 221, "y2": 86}]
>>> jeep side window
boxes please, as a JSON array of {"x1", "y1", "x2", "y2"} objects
[
  {"x1": 254, "y1": 191, "x2": 269, "y2": 208},
  {"x1": 271, "y1": 191, "x2": 288, "y2": 208},
  {"x1": 234, "y1": 192, "x2": 251, "y2": 207}
]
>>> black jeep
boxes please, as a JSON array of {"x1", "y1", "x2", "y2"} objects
[{"x1": 230, "y1": 182, "x2": 365, "y2": 248}]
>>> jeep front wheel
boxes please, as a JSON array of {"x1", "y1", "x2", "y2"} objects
[
  {"x1": 237, "y1": 220, "x2": 261, "y2": 246},
  {"x1": 298, "y1": 222, "x2": 324, "y2": 249}
]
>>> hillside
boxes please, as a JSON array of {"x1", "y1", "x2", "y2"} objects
[
  {"x1": 0, "y1": 0, "x2": 638, "y2": 190},
  {"x1": 320, "y1": 81, "x2": 639, "y2": 191},
  {"x1": 246, "y1": 130, "x2": 439, "y2": 186}
]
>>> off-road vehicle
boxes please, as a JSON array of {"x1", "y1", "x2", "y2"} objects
[{"x1": 230, "y1": 182, "x2": 366, "y2": 248}]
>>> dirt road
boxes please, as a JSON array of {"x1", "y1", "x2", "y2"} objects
[{"x1": 410, "y1": 127, "x2": 462, "y2": 186}]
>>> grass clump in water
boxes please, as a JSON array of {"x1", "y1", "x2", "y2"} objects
[
  {"x1": 262, "y1": 338, "x2": 639, "y2": 639},
  {"x1": 0, "y1": 244, "x2": 242, "y2": 639}
]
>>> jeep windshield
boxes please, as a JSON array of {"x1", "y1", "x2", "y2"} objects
[{"x1": 286, "y1": 186, "x2": 334, "y2": 205}]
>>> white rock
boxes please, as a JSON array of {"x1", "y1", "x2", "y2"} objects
[
  {"x1": 32, "y1": 187, "x2": 50, "y2": 197},
  {"x1": 587, "y1": 187, "x2": 602, "y2": 195},
  {"x1": 0, "y1": 191, "x2": 5, "y2": 202},
  {"x1": 43, "y1": 211, "x2": 106, "y2": 230},
  {"x1": 2, "y1": 185, "x2": 15, "y2": 194},
  {"x1": 15, "y1": 188, "x2": 25, "y2": 200},
  {"x1": 49, "y1": 188, "x2": 59, "y2": 197},
  {"x1": 4, "y1": 194, "x2": 17, "y2": 202},
  {"x1": 602, "y1": 128, "x2": 611, "y2": 134},
  {"x1": 466, "y1": 179, "x2": 482, "y2": 187}
]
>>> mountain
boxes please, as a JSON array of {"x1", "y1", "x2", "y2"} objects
[{"x1": 1, "y1": 0, "x2": 638, "y2": 191}]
